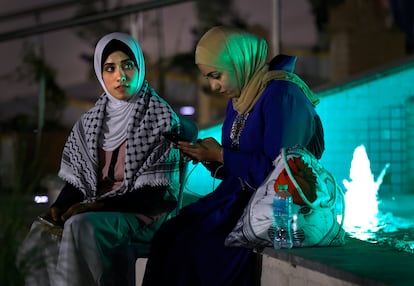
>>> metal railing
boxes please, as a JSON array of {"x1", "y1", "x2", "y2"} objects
[{"x1": 0, "y1": 0, "x2": 193, "y2": 42}]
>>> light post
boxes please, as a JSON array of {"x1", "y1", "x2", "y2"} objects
[{"x1": 271, "y1": 0, "x2": 282, "y2": 56}]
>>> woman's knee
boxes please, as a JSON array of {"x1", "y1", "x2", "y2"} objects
[{"x1": 63, "y1": 213, "x2": 96, "y2": 238}]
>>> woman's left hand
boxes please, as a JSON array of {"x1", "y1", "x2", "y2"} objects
[{"x1": 178, "y1": 137, "x2": 223, "y2": 164}]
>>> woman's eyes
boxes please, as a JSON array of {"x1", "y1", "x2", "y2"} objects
[
  {"x1": 122, "y1": 61, "x2": 135, "y2": 70},
  {"x1": 104, "y1": 65, "x2": 115, "y2": 72},
  {"x1": 207, "y1": 72, "x2": 222, "y2": 80},
  {"x1": 103, "y1": 61, "x2": 135, "y2": 72}
]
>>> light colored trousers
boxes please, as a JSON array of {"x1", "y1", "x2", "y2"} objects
[{"x1": 17, "y1": 212, "x2": 161, "y2": 286}]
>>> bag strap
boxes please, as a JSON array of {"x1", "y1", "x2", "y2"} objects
[{"x1": 281, "y1": 147, "x2": 343, "y2": 211}]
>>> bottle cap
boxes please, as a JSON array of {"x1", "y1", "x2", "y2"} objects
[{"x1": 277, "y1": 184, "x2": 288, "y2": 191}]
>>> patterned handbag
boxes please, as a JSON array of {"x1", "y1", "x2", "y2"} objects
[{"x1": 225, "y1": 144, "x2": 346, "y2": 250}]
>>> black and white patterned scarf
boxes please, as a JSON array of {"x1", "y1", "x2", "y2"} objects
[{"x1": 58, "y1": 81, "x2": 181, "y2": 200}]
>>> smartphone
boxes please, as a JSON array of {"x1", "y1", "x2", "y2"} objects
[{"x1": 163, "y1": 131, "x2": 187, "y2": 144}]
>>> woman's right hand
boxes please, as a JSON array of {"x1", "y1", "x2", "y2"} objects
[{"x1": 178, "y1": 137, "x2": 223, "y2": 164}]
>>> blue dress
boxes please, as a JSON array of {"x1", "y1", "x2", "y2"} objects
[{"x1": 142, "y1": 55, "x2": 324, "y2": 286}]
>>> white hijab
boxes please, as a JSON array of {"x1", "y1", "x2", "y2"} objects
[{"x1": 94, "y1": 32, "x2": 146, "y2": 151}]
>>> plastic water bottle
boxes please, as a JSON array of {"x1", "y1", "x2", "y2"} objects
[{"x1": 273, "y1": 184, "x2": 293, "y2": 249}]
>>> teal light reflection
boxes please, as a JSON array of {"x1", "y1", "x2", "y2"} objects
[{"x1": 183, "y1": 124, "x2": 223, "y2": 197}]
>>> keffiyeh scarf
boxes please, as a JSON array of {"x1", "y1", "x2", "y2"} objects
[{"x1": 58, "y1": 81, "x2": 181, "y2": 201}]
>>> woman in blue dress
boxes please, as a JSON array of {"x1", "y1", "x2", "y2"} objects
[{"x1": 142, "y1": 26, "x2": 325, "y2": 286}]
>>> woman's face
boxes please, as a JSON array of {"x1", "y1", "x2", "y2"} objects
[
  {"x1": 102, "y1": 51, "x2": 139, "y2": 100},
  {"x1": 198, "y1": 64, "x2": 240, "y2": 98}
]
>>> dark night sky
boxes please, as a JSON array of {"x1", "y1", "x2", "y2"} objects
[{"x1": 0, "y1": 0, "x2": 316, "y2": 104}]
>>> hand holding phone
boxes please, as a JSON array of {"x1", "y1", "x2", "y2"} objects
[{"x1": 163, "y1": 131, "x2": 199, "y2": 161}]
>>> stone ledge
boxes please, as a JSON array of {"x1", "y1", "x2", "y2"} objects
[
  {"x1": 135, "y1": 237, "x2": 413, "y2": 286},
  {"x1": 260, "y1": 236, "x2": 414, "y2": 286},
  {"x1": 261, "y1": 255, "x2": 360, "y2": 286}
]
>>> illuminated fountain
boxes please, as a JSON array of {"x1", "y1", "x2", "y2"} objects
[
  {"x1": 342, "y1": 145, "x2": 414, "y2": 253},
  {"x1": 342, "y1": 145, "x2": 389, "y2": 240}
]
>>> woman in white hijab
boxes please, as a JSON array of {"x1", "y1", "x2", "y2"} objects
[{"x1": 17, "y1": 32, "x2": 184, "y2": 286}]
